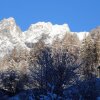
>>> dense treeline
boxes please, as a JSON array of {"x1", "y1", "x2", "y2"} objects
[{"x1": 0, "y1": 28, "x2": 100, "y2": 99}]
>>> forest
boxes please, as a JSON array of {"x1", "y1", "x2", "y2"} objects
[{"x1": 0, "y1": 27, "x2": 100, "y2": 100}]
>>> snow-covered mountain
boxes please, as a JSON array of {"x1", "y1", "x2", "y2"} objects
[
  {"x1": 0, "y1": 17, "x2": 88, "y2": 58},
  {"x1": 23, "y1": 22, "x2": 70, "y2": 44}
]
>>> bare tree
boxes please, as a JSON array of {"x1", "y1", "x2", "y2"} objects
[{"x1": 29, "y1": 46, "x2": 79, "y2": 96}]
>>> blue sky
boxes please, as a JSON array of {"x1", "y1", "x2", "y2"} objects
[{"x1": 0, "y1": 0, "x2": 100, "y2": 32}]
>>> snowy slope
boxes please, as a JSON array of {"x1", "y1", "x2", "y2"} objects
[{"x1": 0, "y1": 17, "x2": 88, "y2": 58}]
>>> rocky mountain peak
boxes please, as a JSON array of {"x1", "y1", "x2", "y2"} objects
[
  {"x1": 0, "y1": 17, "x2": 89, "y2": 58},
  {"x1": 0, "y1": 17, "x2": 16, "y2": 30}
]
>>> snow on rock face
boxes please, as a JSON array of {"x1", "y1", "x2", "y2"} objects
[
  {"x1": 0, "y1": 17, "x2": 88, "y2": 58},
  {"x1": 74, "y1": 32, "x2": 89, "y2": 40},
  {"x1": 23, "y1": 22, "x2": 70, "y2": 44},
  {"x1": 0, "y1": 36, "x2": 13, "y2": 58},
  {"x1": 0, "y1": 17, "x2": 28, "y2": 58}
]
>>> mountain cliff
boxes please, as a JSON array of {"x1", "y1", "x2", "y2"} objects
[{"x1": 0, "y1": 17, "x2": 88, "y2": 59}]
